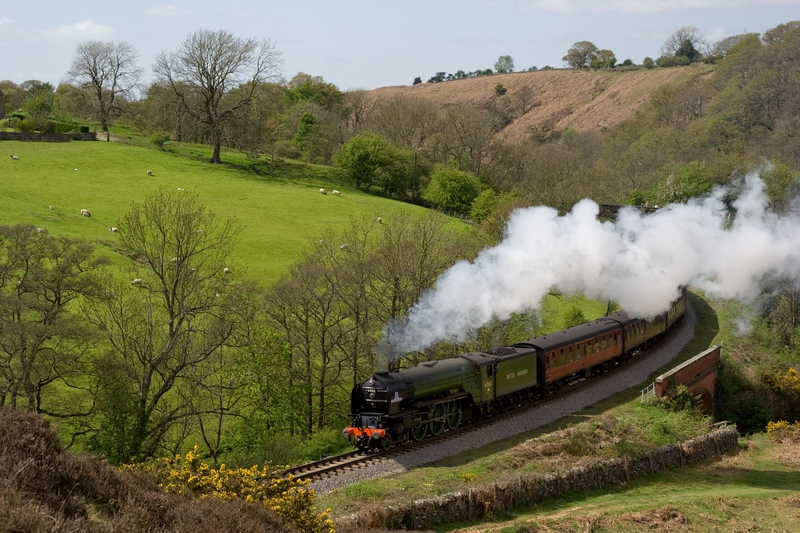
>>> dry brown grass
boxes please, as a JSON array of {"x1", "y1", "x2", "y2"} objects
[
  {"x1": 0, "y1": 407, "x2": 295, "y2": 533},
  {"x1": 369, "y1": 65, "x2": 711, "y2": 143}
]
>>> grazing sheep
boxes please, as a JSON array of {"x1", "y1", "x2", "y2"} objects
[
  {"x1": 340, "y1": 243, "x2": 350, "y2": 251},
  {"x1": 319, "y1": 188, "x2": 327, "y2": 194},
  {"x1": 171, "y1": 257, "x2": 178, "y2": 262},
  {"x1": 131, "y1": 278, "x2": 143, "y2": 286},
  {"x1": 196, "y1": 229, "x2": 203, "y2": 234},
  {"x1": 223, "y1": 267, "x2": 230, "y2": 274},
  {"x1": 377, "y1": 217, "x2": 383, "y2": 224},
  {"x1": 332, "y1": 190, "x2": 341, "y2": 196},
  {"x1": 109, "y1": 227, "x2": 119, "y2": 232},
  {"x1": 177, "y1": 187, "x2": 184, "y2": 191},
  {"x1": 10, "y1": 155, "x2": 19, "y2": 160},
  {"x1": 147, "y1": 170, "x2": 153, "y2": 176},
  {"x1": 80, "y1": 209, "x2": 91, "y2": 217},
  {"x1": 48, "y1": 205, "x2": 53, "y2": 210},
  {"x1": 35, "y1": 227, "x2": 45, "y2": 233},
  {"x1": 73, "y1": 168, "x2": 78, "y2": 171}
]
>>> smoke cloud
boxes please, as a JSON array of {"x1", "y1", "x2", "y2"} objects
[{"x1": 383, "y1": 169, "x2": 800, "y2": 357}]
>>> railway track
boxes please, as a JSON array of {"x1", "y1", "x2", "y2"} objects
[{"x1": 282, "y1": 316, "x2": 687, "y2": 484}]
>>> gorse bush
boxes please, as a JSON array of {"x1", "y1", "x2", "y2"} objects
[
  {"x1": 767, "y1": 420, "x2": 800, "y2": 442},
  {"x1": 124, "y1": 444, "x2": 334, "y2": 533}
]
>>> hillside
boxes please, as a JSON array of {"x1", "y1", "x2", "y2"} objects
[
  {"x1": 368, "y1": 65, "x2": 712, "y2": 143},
  {"x1": 0, "y1": 140, "x2": 434, "y2": 285}
]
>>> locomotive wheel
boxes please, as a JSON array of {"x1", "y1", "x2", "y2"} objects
[
  {"x1": 399, "y1": 432, "x2": 410, "y2": 446},
  {"x1": 429, "y1": 404, "x2": 445, "y2": 436},
  {"x1": 445, "y1": 401, "x2": 462, "y2": 430},
  {"x1": 411, "y1": 421, "x2": 427, "y2": 441},
  {"x1": 381, "y1": 434, "x2": 393, "y2": 451}
]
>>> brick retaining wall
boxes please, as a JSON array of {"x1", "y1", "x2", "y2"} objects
[{"x1": 336, "y1": 425, "x2": 739, "y2": 530}]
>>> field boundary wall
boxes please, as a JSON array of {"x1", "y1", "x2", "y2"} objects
[
  {"x1": 336, "y1": 424, "x2": 739, "y2": 530},
  {"x1": 0, "y1": 132, "x2": 97, "y2": 142}
]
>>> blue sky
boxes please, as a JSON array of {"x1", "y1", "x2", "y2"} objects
[{"x1": 2, "y1": 1, "x2": 799, "y2": 92}]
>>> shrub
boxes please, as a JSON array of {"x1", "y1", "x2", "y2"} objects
[
  {"x1": 494, "y1": 83, "x2": 507, "y2": 95},
  {"x1": 124, "y1": 444, "x2": 334, "y2": 533},
  {"x1": 149, "y1": 130, "x2": 170, "y2": 150},
  {"x1": 767, "y1": 420, "x2": 800, "y2": 442}
]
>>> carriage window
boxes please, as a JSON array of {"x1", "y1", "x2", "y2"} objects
[
  {"x1": 487, "y1": 365, "x2": 493, "y2": 377},
  {"x1": 568, "y1": 346, "x2": 573, "y2": 362},
  {"x1": 576, "y1": 345, "x2": 582, "y2": 359}
]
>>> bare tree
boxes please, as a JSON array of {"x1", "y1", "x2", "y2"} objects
[
  {"x1": 65, "y1": 40, "x2": 143, "y2": 132},
  {"x1": 660, "y1": 26, "x2": 707, "y2": 57},
  {"x1": 513, "y1": 85, "x2": 538, "y2": 116},
  {"x1": 153, "y1": 29, "x2": 283, "y2": 164}
]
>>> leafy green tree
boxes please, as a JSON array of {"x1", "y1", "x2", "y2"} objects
[
  {"x1": 660, "y1": 25, "x2": 706, "y2": 58},
  {"x1": 469, "y1": 189, "x2": 499, "y2": 221},
  {"x1": 562, "y1": 41, "x2": 598, "y2": 69},
  {"x1": 335, "y1": 132, "x2": 409, "y2": 193},
  {"x1": 676, "y1": 39, "x2": 698, "y2": 62},
  {"x1": 591, "y1": 49, "x2": 617, "y2": 68},
  {"x1": 494, "y1": 55, "x2": 514, "y2": 73},
  {"x1": 422, "y1": 166, "x2": 482, "y2": 215},
  {"x1": 0, "y1": 225, "x2": 105, "y2": 414},
  {"x1": 21, "y1": 82, "x2": 55, "y2": 130}
]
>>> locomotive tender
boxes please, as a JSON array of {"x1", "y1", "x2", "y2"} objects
[{"x1": 345, "y1": 290, "x2": 686, "y2": 451}]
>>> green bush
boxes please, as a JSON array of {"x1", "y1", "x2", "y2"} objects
[
  {"x1": 52, "y1": 121, "x2": 79, "y2": 133},
  {"x1": 80, "y1": 125, "x2": 89, "y2": 133}
]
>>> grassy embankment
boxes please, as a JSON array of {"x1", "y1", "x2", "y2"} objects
[
  {"x1": 0, "y1": 139, "x2": 429, "y2": 285},
  {"x1": 320, "y1": 290, "x2": 800, "y2": 531}
]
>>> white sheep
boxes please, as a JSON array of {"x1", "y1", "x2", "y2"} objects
[
  {"x1": 223, "y1": 267, "x2": 231, "y2": 274},
  {"x1": 48, "y1": 205, "x2": 53, "y2": 210},
  {"x1": 73, "y1": 168, "x2": 78, "y2": 171},
  {"x1": 377, "y1": 217, "x2": 383, "y2": 224},
  {"x1": 131, "y1": 278, "x2": 143, "y2": 286},
  {"x1": 35, "y1": 227, "x2": 45, "y2": 233},
  {"x1": 147, "y1": 170, "x2": 153, "y2": 176},
  {"x1": 80, "y1": 209, "x2": 91, "y2": 217},
  {"x1": 10, "y1": 155, "x2": 19, "y2": 160},
  {"x1": 319, "y1": 188, "x2": 327, "y2": 195},
  {"x1": 340, "y1": 243, "x2": 350, "y2": 251},
  {"x1": 177, "y1": 187, "x2": 184, "y2": 191},
  {"x1": 109, "y1": 227, "x2": 119, "y2": 232},
  {"x1": 332, "y1": 190, "x2": 341, "y2": 196}
]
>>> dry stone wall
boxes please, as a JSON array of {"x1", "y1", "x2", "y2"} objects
[
  {"x1": 336, "y1": 425, "x2": 738, "y2": 530},
  {"x1": 0, "y1": 132, "x2": 96, "y2": 142}
]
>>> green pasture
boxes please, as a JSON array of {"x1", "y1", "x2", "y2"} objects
[{"x1": 0, "y1": 140, "x2": 430, "y2": 285}]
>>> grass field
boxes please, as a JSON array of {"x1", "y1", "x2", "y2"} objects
[
  {"x1": 443, "y1": 433, "x2": 800, "y2": 532},
  {"x1": 0, "y1": 139, "x2": 431, "y2": 285}
]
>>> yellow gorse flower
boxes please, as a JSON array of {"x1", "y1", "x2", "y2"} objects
[{"x1": 122, "y1": 444, "x2": 333, "y2": 533}]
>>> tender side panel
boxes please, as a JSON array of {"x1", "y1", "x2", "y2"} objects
[{"x1": 494, "y1": 349, "x2": 538, "y2": 397}]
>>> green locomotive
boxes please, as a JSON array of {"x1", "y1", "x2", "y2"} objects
[{"x1": 345, "y1": 291, "x2": 686, "y2": 451}]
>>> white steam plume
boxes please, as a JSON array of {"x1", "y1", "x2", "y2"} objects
[{"x1": 384, "y1": 169, "x2": 800, "y2": 356}]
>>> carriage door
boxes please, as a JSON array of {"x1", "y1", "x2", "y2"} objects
[{"x1": 482, "y1": 363, "x2": 495, "y2": 402}]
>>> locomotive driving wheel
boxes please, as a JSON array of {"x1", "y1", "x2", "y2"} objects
[
  {"x1": 399, "y1": 431, "x2": 410, "y2": 446},
  {"x1": 429, "y1": 403, "x2": 445, "y2": 436},
  {"x1": 381, "y1": 433, "x2": 393, "y2": 451},
  {"x1": 445, "y1": 401, "x2": 462, "y2": 430},
  {"x1": 411, "y1": 420, "x2": 427, "y2": 441}
]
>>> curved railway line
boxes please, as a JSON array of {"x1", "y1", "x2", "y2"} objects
[{"x1": 283, "y1": 315, "x2": 689, "y2": 484}]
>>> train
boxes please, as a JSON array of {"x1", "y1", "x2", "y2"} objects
[{"x1": 344, "y1": 290, "x2": 686, "y2": 451}]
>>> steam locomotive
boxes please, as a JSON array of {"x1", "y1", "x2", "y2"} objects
[{"x1": 344, "y1": 290, "x2": 686, "y2": 451}]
